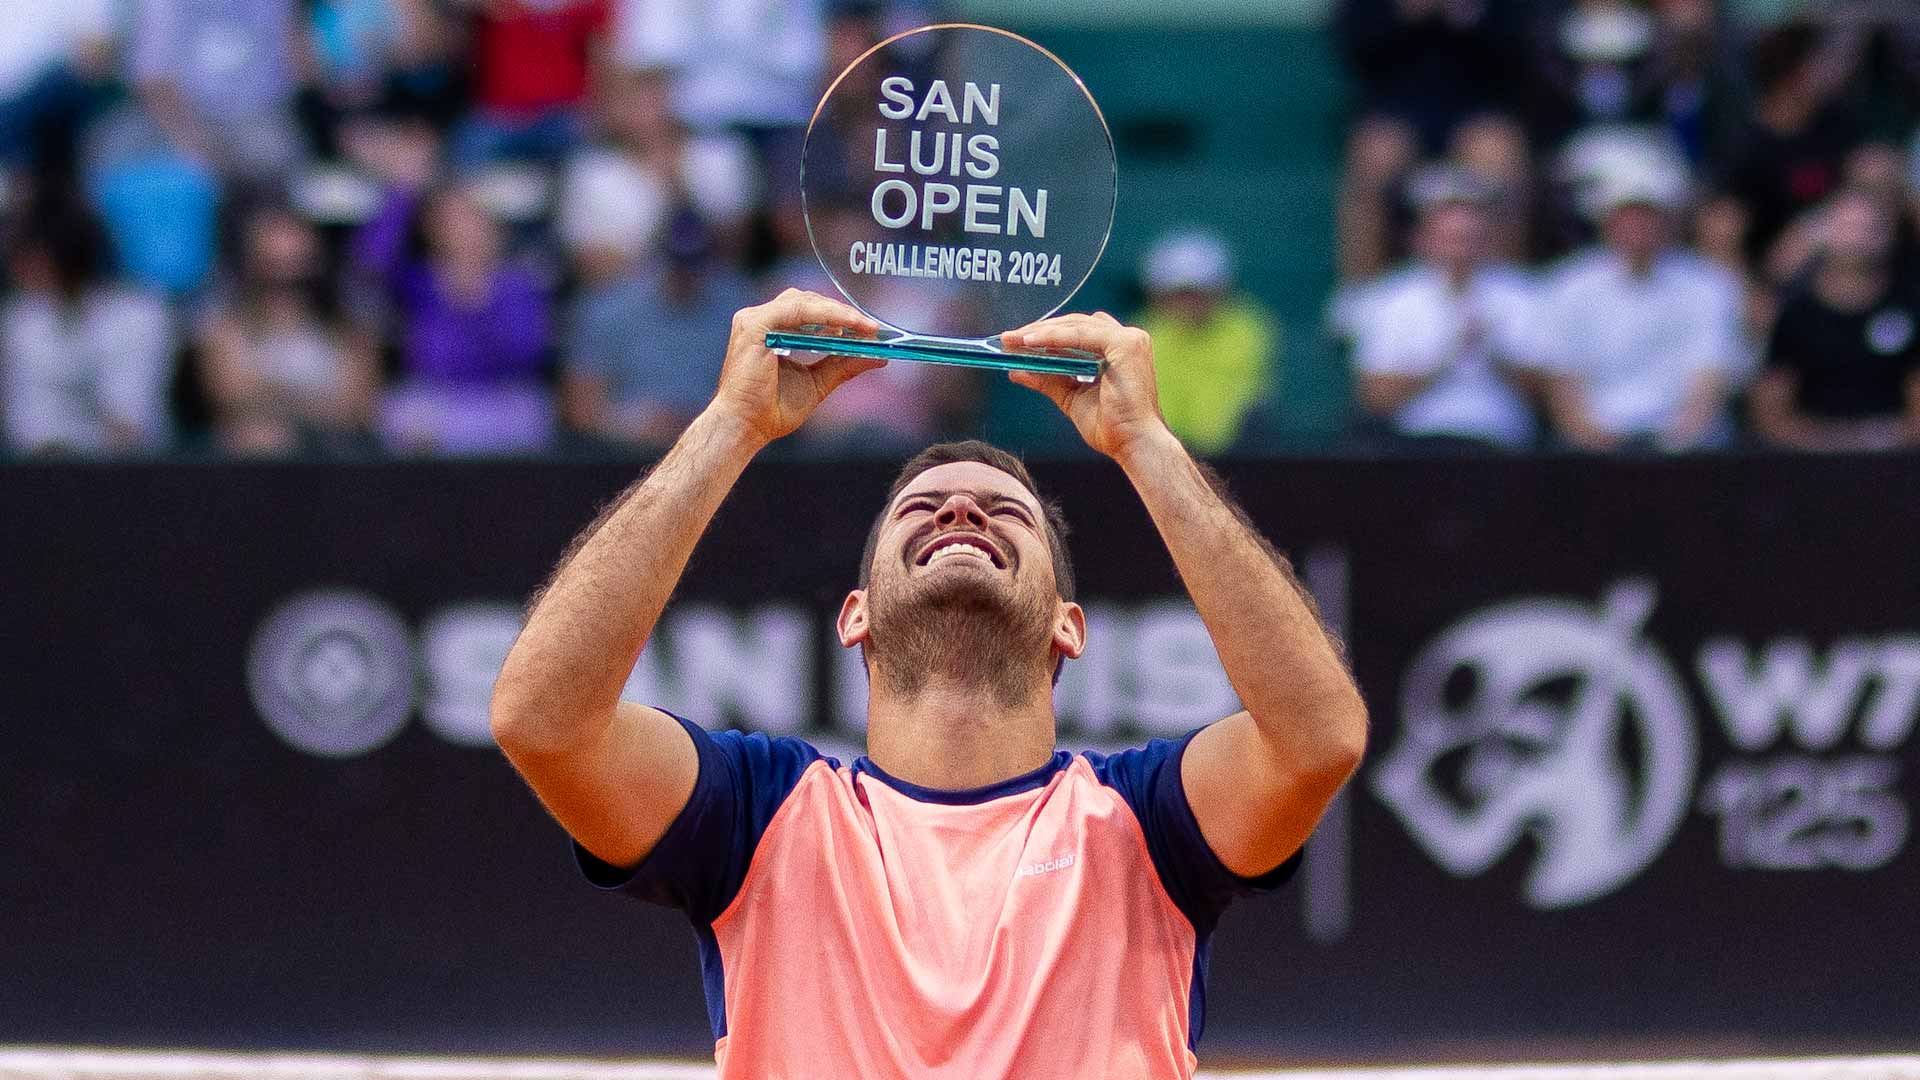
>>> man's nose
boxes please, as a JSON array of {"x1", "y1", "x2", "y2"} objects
[{"x1": 935, "y1": 494, "x2": 989, "y2": 530}]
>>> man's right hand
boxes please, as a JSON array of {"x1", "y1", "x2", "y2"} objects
[{"x1": 709, "y1": 288, "x2": 886, "y2": 446}]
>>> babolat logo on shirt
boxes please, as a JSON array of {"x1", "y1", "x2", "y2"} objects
[{"x1": 1015, "y1": 854, "x2": 1077, "y2": 878}]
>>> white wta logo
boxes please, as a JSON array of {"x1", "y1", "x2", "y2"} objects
[{"x1": 1372, "y1": 580, "x2": 1698, "y2": 909}]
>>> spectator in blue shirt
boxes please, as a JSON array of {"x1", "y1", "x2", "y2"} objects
[{"x1": 563, "y1": 211, "x2": 751, "y2": 450}]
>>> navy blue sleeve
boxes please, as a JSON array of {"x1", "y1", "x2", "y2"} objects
[
  {"x1": 1087, "y1": 729, "x2": 1301, "y2": 932},
  {"x1": 573, "y1": 713, "x2": 823, "y2": 925}
]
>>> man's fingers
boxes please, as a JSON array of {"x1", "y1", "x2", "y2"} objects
[
  {"x1": 1006, "y1": 319, "x2": 1124, "y2": 354},
  {"x1": 1008, "y1": 368, "x2": 1077, "y2": 408},
  {"x1": 1005, "y1": 312, "x2": 1101, "y2": 341},
  {"x1": 761, "y1": 290, "x2": 878, "y2": 335},
  {"x1": 813, "y1": 354, "x2": 888, "y2": 392}
]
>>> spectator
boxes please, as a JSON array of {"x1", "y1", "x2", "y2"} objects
[
  {"x1": 198, "y1": 202, "x2": 377, "y2": 455},
  {"x1": 1751, "y1": 188, "x2": 1920, "y2": 451},
  {"x1": 303, "y1": 0, "x2": 469, "y2": 153},
  {"x1": 1536, "y1": 165, "x2": 1742, "y2": 452},
  {"x1": 613, "y1": 0, "x2": 824, "y2": 133},
  {"x1": 1333, "y1": 0, "x2": 1536, "y2": 286},
  {"x1": 557, "y1": 66, "x2": 758, "y2": 285},
  {"x1": 352, "y1": 177, "x2": 556, "y2": 455},
  {"x1": 1131, "y1": 229, "x2": 1280, "y2": 457},
  {"x1": 1766, "y1": 139, "x2": 1917, "y2": 283},
  {"x1": 123, "y1": 0, "x2": 308, "y2": 181},
  {"x1": 611, "y1": 0, "x2": 826, "y2": 204},
  {"x1": 308, "y1": 0, "x2": 408, "y2": 106},
  {"x1": 1715, "y1": 19, "x2": 1868, "y2": 272},
  {"x1": 1538, "y1": 0, "x2": 1744, "y2": 159},
  {"x1": 1452, "y1": 114, "x2": 1540, "y2": 264},
  {"x1": 1353, "y1": 169, "x2": 1542, "y2": 451},
  {"x1": 1641, "y1": 0, "x2": 1748, "y2": 166},
  {"x1": 1545, "y1": 0, "x2": 1661, "y2": 135},
  {"x1": 452, "y1": 0, "x2": 610, "y2": 168},
  {"x1": 0, "y1": 0, "x2": 116, "y2": 171},
  {"x1": 1334, "y1": 119, "x2": 1419, "y2": 286},
  {"x1": 562, "y1": 212, "x2": 748, "y2": 450},
  {"x1": 1335, "y1": 0, "x2": 1533, "y2": 156},
  {"x1": 2, "y1": 195, "x2": 175, "y2": 456}
]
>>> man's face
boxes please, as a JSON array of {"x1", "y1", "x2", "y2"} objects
[
  {"x1": 1825, "y1": 195, "x2": 1894, "y2": 267},
  {"x1": 1604, "y1": 203, "x2": 1671, "y2": 263},
  {"x1": 1419, "y1": 202, "x2": 1489, "y2": 273},
  {"x1": 850, "y1": 461, "x2": 1076, "y2": 700},
  {"x1": 868, "y1": 461, "x2": 1058, "y2": 614}
]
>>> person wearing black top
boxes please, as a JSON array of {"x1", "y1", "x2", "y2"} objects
[
  {"x1": 1714, "y1": 20, "x2": 1867, "y2": 271},
  {"x1": 1752, "y1": 188, "x2": 1920, "y2": 451}
]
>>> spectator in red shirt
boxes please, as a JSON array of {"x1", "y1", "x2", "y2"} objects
[{"x1": 451, "y1": 0, "x2": 610, "y2": 168}]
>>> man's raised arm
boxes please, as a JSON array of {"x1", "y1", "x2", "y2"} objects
[
  {"x1": 1004, "y1": 314, "x2": 1368, "y2": 878},
  {"x1": 491, "y1": 290, "x2": 880, "y2": 869}
]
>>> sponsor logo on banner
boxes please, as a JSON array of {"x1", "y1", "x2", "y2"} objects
[
  {"x1": 1372, "y1": 580, "x2": 1695, "y2": 908},
  {"x1": 247, "y1": 590, "x2": 416, "y2": 758},
  {"x1": 1374, "y1": 580, "x2": 1917, "y2": 908},
  {"x1": 245, "y1": 591, "x2": 1238, "y2": 758}
]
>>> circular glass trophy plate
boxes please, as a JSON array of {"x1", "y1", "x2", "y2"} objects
[{"x1": 798, "y1": 24, "x2": 1116, "y2": 346}]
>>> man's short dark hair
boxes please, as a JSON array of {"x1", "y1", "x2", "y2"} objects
[{"x1": 858, "y1": 440, "x2": 1075, "y2": 601}]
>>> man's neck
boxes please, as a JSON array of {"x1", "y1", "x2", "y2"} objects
[
  {"x1": 1618, "y1": 250, "x2": 1661, "y2": 279},
  {"x1": 1439, "y1": 260, "x2": 1476, "y2": 293},
  {"x1": 863, "y1": 675, "x2": 1058, "y2": 791}
]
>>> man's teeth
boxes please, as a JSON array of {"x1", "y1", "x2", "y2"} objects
[{"x1": 928, "y1": 542, "x2": 992, "y2": 565}]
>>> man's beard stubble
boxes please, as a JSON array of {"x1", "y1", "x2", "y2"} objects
[{"x1": 866, "y1": 567, "x2": 1056, "y2": 709}]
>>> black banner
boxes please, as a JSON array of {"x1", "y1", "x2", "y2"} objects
[{"x1": 4, "y1": 457, "x2": 1918, "y2": 1060}]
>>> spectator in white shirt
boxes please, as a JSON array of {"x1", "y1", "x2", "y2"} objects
[
  {"x1": 609, "y1": 0, "x2": 825, "y2": 210},
  {"x1": 1353, "y1": 167, "x2": 1544, "y2": 450},
  {"x1": 611, "y1": 0, "x2": 824, "y2": 134},
  {"x1": 3, "y1": 196, "x2": 176, "y2": 456},
  {"x1": 557, "y1": 66, "x2": 759, "y2": 285},
  {"x1": 123, "y1": 0, "x2": 307, "y2": 180},
  {"x1": 1536, "y1": 166, "x2": 1741, "y2": 452}
]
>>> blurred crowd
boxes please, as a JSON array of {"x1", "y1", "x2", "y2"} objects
[
  {"x1": 1330, "y1": 0, "x2": 1920, "y2": 453},
  {"x1": 0, "y1": 0, "x2": 965, "y2": 459},
  {"x1": 1, "y1": 0, "x2": 1917, "y2": 459}
]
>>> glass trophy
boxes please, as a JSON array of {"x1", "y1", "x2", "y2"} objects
[{"x1": 765, "y1": 24, "x2": 1116, "y2": 381}]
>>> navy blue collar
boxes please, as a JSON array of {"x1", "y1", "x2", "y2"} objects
[{"x1": 851, "y1": 750, "x2": 1071, "y2": 805}]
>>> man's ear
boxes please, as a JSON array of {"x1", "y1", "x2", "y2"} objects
[
  {"x1": 837, "y1": 589, "x2": 871, "y2": 648},
  {"x1": 1052, "y1": 600, "x2": 1086, "y2": 661}
]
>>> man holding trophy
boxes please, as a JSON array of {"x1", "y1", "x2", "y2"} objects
[{"x1": 492, "y1": 26, "x2": 1366, "y2": 1080}]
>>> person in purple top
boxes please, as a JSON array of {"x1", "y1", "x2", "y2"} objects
[{"x1": 353, "y1": 178, "x2": 557, "y2": 455}]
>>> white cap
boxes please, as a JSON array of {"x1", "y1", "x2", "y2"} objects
[
  {"x1": 1142, "y1": 229, "x2": 1233, "y2": 293},
  {"x1": 1559, "y1": 125, "x2": 1692, "y2": 220},
  {"x1": 1592, "y1": 162, "x2": 1690, "y2": 215},
  {"x1": 1560, "y1": 5, "x2": 1654, "y2": 64}
]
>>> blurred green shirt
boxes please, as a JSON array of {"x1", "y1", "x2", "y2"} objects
[{"x1": 1136, "y1": 297, "x2": 1279, "y2": 455}]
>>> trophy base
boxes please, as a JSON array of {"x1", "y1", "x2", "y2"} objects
[{"x1": 766, "y1": 328, "x2": 1101, "y2": 381}]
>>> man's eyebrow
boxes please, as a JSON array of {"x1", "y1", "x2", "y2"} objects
[{"x1": 892, "y1": 488, "x2": 1038, "y2": 513}]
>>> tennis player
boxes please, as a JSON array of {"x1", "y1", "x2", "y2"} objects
[{"x1": 492, "y1": 288, "x2": 1367, "y2": 1079}]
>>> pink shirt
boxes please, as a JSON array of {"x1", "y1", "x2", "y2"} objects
[{"x1": 577, "y1": 715, "x2": 1297, "y2": 1079}]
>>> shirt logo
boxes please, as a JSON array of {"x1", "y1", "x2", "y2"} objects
[
  {"x1": 1015, "y1": 854, "x2": 1077, "y2": 878},
  {"x1": 1866, "y1": 310, "x2": 1914, "y2": 357}
]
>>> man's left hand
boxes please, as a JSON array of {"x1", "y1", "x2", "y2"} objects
[{"x1": 1002, "y1": 313, "x2": 1170, "y2": 461}]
